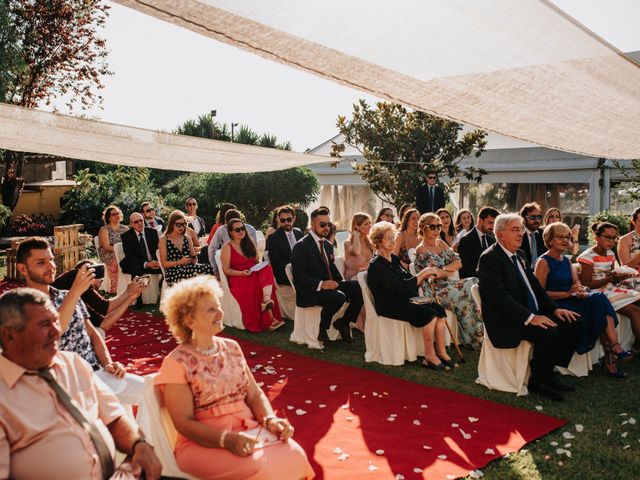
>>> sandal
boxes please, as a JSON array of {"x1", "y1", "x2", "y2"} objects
[
  {"x1": 437, "y1": 354, "x2": 459, "y2": 369},
  {"x1": 422, "y1": 357, "x2": 450, "y2": 372},
  {"x1": 261, "y1": 299, "x2": 274, "y2": 312},
  {"x1": 611, "y1": 343, "x2": 633, "y2": 363},
  {"x1": 268, "y1": 319, "x2": 285, "y2": 331},
  {"x1": 602, "y1": 349, "x2": 628, "y2": 379}
]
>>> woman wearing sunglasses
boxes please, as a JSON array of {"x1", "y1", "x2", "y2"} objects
[
  {"x1": 159, "y1": 210, "x2": 213, "y2": 287},
  {"x1": 535, "y1": 222, "x2": 629, "y2": 377},
  {"x1": 413, "y1": 213, "x2": 483, "y2": 351},
  {"x1": 578, "y1": 221, "x2": 640, "y2": 354},
  {"x1": 221, "y1": 218, "x2": 285, "y2": 332}
]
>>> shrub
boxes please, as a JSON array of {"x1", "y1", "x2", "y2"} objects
[
  {"x1": 11, "y1": 214, "x2": 49, "y2": 235},
  {"x1": 0, "y1": 204, "x2": 11, "y2": 228}
]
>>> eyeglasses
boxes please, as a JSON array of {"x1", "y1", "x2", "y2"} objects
[
  {"x1": 232, "y1": 226, "x2": 246, "y2": 233},
  {"x1": 132, "y1": 219, "x2": 143, "y2": 224},
  {"x1": 174, "y1": 222, "x2": 186, "y2": 228},
  {"x1": 554, "y1": 235, "x2": 572, "y2": 241},
  {"x1": 599, "y1": 234, "x2": 618, "y2": 241},
  {"x1": 427, "y1": 224, "x2": 442, "y2": 231},
  {"x1": 186, "y1": 202, "x2": 197, "y2": 206},
  {"x1": 143, "y1": 207, "x2": 154, "y2": 213},
  {"x1": 509, "y1": 227, "x2": 526, "y2": 233},
  {"x1": 527, "y1": 215, "x2": 543, "y2": 220},
  {"x1": 280, "y1": 217, "x2": 293, "y2": 223},
  {"x1": 319, "y1": 222, "x2": 330, "y2": 228},
  {"x1": 110, "y1": 211, "x2": 121, "y2": 217}
]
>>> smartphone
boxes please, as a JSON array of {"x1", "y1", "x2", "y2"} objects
[
  {"x1": 136, "y1": 275, "x2": 151, "y2": 286},
  {"x1": 92, "y1": 263, "x2": 105, "y2": 280}
]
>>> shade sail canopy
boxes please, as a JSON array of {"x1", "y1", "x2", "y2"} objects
[
  {"x1": 0, "y1": 103, "x2": 328, "y2": 172},
  {"x1": 114, "y1": 0, "x2": 640, "y2": 160}
]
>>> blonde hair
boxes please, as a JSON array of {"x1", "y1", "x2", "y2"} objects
[
  {"x1": 542, "y1": 222, "x2": 570, "y2": 249},
  {"x1": 369, "y1": 221, "x2": 396, "y2": 247},
  {"x1": 160, "y1": 276, "x2": 224, "y2": 343},
  {"x1": 349, "y1": 212, "x2": 374, "y2": 250},
  {"x1": 418, "y1": 212, "x2": 440, "y2": 235}
]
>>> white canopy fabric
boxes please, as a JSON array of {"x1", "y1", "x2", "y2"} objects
[
  {"x1": 0, "y1": 103, "x2": 328, "y2": 173},
  {"x1": 114, "y1": 0, "x2": 640, "y2": 160}
]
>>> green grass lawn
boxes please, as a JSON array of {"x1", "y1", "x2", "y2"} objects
[{"x1": 226, "y1": 322, "x2": 640, "y2": 480}]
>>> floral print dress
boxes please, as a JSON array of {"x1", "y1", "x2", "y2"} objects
[{"x1": 413, "y1": 247, "x2": 484, "y2": 349}]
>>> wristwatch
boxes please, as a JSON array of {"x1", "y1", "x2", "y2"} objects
[{"x1": 131, "y1": 438, "x2": 152, "y2": 455}]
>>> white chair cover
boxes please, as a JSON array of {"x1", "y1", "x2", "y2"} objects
[
  {"x1": 275, "y1": 284, "x2": 296, "y2": 320},
  {"x1": 471, "y1": 284, "x2": 532, "y2": 396},
  {"x1": 113, "y1": 242, "x2": 161, "y2": 304},
  {"x1": 255, "y1": 230, "x2": 266, "y2": 258},
  {"x1": 156, "y1": 249, "x2": 168, "y2": 300},
  {"x1": 94, "y1": 236, "x2": 111, "y2": 293},
  {"x1": 137, "y1": 375, "x2": 198, "y2": 480},
  {"x1": 334, "y1": 231, "x2": 349, "y2": 257},
  {"x1": 357, "y1": 271, "x2": 425, "y2": 366},
  {"x1": 334, "y1": 255, "x2": 346, "y2": 279},
  {"x1": 214, "y1": 250, "x2": 245, "y2": 330},
  {"x1": 285, "y1": 264, "x2": 342, "y2": 349}
]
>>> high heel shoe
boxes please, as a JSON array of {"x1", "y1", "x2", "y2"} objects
[
  {"x1": 602, "y1": 349, "x2": 628, "y2": 379},
  {"x1": 422, "y1": 358, "x2": 449, "y2": 372},
  {"x1": 436, "y1": 354, "x2": 459, "y2": 369},
  {"x1": 611, "y1": 343, "x2": 633, "y2": 363}
]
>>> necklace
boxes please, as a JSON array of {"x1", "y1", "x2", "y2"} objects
[{"x1": 191, "y1": 341, "x2": 219, "y2": 356}]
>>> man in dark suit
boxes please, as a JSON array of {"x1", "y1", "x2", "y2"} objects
[
  {"x1": 519, "y1": 202, "x2": 546, "y2": 268},
  {"x1": 415, "y1": 171, "x2": 446, "y2": 214},
  {"x1": 290, "y1": 206, "x2": 363, "y2": 344},
  {"x1": 120, "y1": 213, "x2": 161, "y2": 278},
  {"x1": 458, "y1": 206, "x2": 500, "y2": 278},
  {"x1": 478, "y1": 213, "x2": 582, "y2": 401},
  {"x1": 265, "y1": 205, "x2": 304, "y2": 320}
]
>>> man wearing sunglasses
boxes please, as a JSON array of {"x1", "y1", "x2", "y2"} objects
[
  {"x1": 415, "y1": 171, "x2": 446, "y2": 215},
  {"x1": 265, "y1": 205, "x2": 304, "y2": 320},
  {"x1": 291, "y1": 207, "x2": 363, "y2": 345},
  {"x1": 140, "y1": 202, "x2": 164, "y2": 233},
  {"x1": 519, "y1": 202, "x2": 546, "y2": 268}
]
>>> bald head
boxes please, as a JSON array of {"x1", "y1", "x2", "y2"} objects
[{"x1": 130, "y1": 212, "x2": 145, "y2": 233}]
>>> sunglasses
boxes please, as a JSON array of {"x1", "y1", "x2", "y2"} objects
[
  {"x1": 427, "y1": 176, "x2": 437, "y2": 180},
  {"x1": 232, "y1": 226, "x2": 246, "y2": 233},
  {"x1": 280, "y1": 217, "x2": 293, "y2": 223},
  {"x1": 132, "y1": 219, "x2": 143, "y2": 224},
  {"x1": 527, "y1": 215, "x2": 543, "y2": 220},
  {"x1": 186, "y1": 202, "x2": 197, "y2": 206},
  {"x1": 427, "y1": 224, "x2": 442, "y2": 231},
  {"x1": 174, "y1": 222, "x2": 186, "y2": 228},
  {"x1": 144, "y1": 207, "x2": 154, "y2": 213},
  {"x1": 319, "y1": 222, "x2": 330, "y2": 228}
]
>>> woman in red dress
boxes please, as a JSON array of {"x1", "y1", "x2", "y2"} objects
[{"x1": 220, "y1": 219, "x2": 284, "y2": 332}]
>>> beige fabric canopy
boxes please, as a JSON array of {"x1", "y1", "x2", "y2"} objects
[
  {"x1": 0, "y1": 103, "x2": 328, "y2": 173},
  {"x1": 114, "y1": 0, "x2": 640, "y2": 160}
]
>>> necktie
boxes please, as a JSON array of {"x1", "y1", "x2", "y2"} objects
[
  {"x1": 481, "y1": 234, "x2": 488, "y2": 250},
  {"x1": 530, "y1": 232, "x2": 538, "y2": 263},
  {"x1": 429, "y1": 186, "x2": 435, "y2": 211},
  {"x1": 288, "y1": 232, "x2": 296, "y2": 249},
  {"x1": 26, "y1": 368, "x2": 114, "y2": 479},
  {"x1": 511, "y1": 255, "x2": 538, "y2": 314},
  {"x1": 319, "y1": 240, "x2": 333, "y2": 280},
  {"x1": 139, "y1": 233, "x2": 149, "y2": 261}
]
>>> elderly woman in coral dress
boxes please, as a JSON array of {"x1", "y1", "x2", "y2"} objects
[{"x1": 155, "y1": 276, "x2": 314, "y2": 480}]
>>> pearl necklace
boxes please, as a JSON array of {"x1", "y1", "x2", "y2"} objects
[{"x1": 192, "y1": 342, "x2": 219, "y2": 356}]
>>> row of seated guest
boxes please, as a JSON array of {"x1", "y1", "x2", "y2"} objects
[
  {"x1": 15, "y1": 237, "x2": 145, "y2": 407},
  {"x1": 413, "y1": 213, "x2": 484, "y2": 350},
  {"x1": 155, "y1": 276, "x2": 314, "y2": 479},
  {"x1": 159, "y1": 210, "x2": 213, "y2": 287},
  {"x1": 367, "y1": 221, "x2": 456, "y2": 370},
  {"x1": 534, "y1": 222, "x2": 630, "y2": 377},
  {"x1": 221, "y1": 218, "x2": 285, "y2": 332}
]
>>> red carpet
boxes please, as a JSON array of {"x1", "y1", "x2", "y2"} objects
[{"x1": 0, "y1": 280, "x2": 565, "y2": 479}]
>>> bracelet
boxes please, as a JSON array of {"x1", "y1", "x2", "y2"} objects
[
  {"x1": 219, "y1": 430, "x2": 228, "y2": 449},
  {"x1": 131, "y1": 438, "x2": 150, "y2": 455},
  {"x1": 262, "y1": 413, "x2": 277, "y2": 427}
]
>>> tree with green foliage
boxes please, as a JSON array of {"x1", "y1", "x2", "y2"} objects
[
  {"x1": 0, "y1": 0, "x2": 111, "y2": 210},
  {"x1": 331, "y1": 100, "x2": 487, "y2": 209},
  {"x1": 61, "y1": 167, "x2": 164, "y2": 231}
]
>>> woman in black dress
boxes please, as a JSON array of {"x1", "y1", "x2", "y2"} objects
[{"x1": 367, "y1": 221, "x2": 454, "y2": 370}]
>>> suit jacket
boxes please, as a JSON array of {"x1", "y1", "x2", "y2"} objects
[
  {"x1": 144, "y1": 217, "x2": 164, "y2": 233},
  {"x1": 415, "y1": 184, "x2": 446, "y2": 214},
  {"x1": 519, "y1": 227, "x2": 546, "y2": 268},
  {"x1": 265, "y1": 227, "x2": 304, "y2": 286},
  {"x1": 120, "y1": 227, "x2": 160, "y2": 276},
  {"x1": 290, "y1": 234, "x2": 343, "y2": 307},
  {"x1": 458, "y1": 226, "x2": 495, "y2": 278},
  {"x1": 477, "y1": 243, "x2": 557, "y2": 348}
]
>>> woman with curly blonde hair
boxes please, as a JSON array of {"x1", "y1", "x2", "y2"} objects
[{"x1": 155, "y1": 276, "x2": 314, "y2": 479}]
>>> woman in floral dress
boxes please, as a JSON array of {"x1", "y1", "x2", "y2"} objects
[
  {"x1": 413, "y1": 213, "x2": 484, "y2": 349},
  {"x1": 97, "y1": 205, "x2": 128, "y2": 293}
]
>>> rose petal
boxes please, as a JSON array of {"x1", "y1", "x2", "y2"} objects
[
  {"x1": 437, "y1": 454, "x2": 447, "y2": 460},
  {"x1": 375, "y1": 449, "x2": 385, "y2": 455},
  {"x1": 535, "y1": 405, "x2": 543, "y2": 411},
  {"x1": 468, "y1": 417, "x2": 479, "y2": 423},
  {"x1": 346, "y1": 416, "x2": 354, "y2": 422},
  {"x1": 451, "y1": 423, "x2": 459, "y2": 428},
  {"x1": 623, "y1": 445, "x2": 631, "y2": 450},
  {"x1": 423, "y1": 445, "x2": 432, "y2": 450},
  {"x1": 556, "y1": 448, "x2": 565, "y2": 455},
  {"x1": 622, "y1": 432, "x2": 629, "y2": 438},
  {"x1": 295, "y1": 409, "x2": 307, "y2": 416},
  {"x1": 413, "y1": 468, "x2": 423, "y2": 473},
  {"x1": 562, "y1": 432, "x2": 575, "y2": 439},
  {"x1": 575, "y1": 424, "x2": 584, "y2": 433},
  {"x1": 329, "y1": 385, "x2": 337, "y2": 391},
  {"x1": 607, "y1": 429, "x2": 612, "y2": 436},
  {"x1": 484, "y1": 448, "x2": 495, "y2": 455},
  {"x1": 629, "y1": 418, "x2": 637, "y2": 425},
  {"x1": 447, "y1": 475, "x2": 456, "y2": 479},
  {"x1": 337, "y1": 453, "x2": 349, "y2": 461},
  {"x1": 341, "y1": 403, "x2": 349, "y2": 410},
  {"x1": 395, "y1": 475, "x2": 405, "y2": 480},
  {"x1": 550, "y1": 441, "x2": 558, "y2": 446},
  {"x1": 470, "y1": 470, "x2": 484, "y2": 478},
  {"x1": 413, "y1": 420, "x2": 421, "y2": 426},
  {"x1": 387, "y1": 417, "x2": 396, "y2": 422},
  {"x1": 319, "y1": 404, "x2": 327, "y2": 408},
  {"x1": 333, "y1": 447, "x2": 343, "y2": 454},
  {"x1": 368, "y1": 465, "x2": 378, "y2": 472}
]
